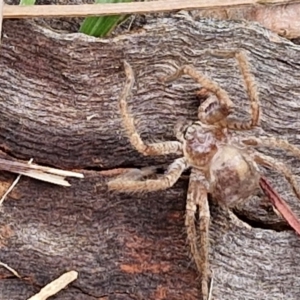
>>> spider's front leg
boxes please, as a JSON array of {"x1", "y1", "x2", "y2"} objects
[
  {"x1": 108, "y1": 157, "x2": 188, "y2": 192},
  {"x1": 120, "y1": 61, "x2": 182, "y2": 156},
  {"x1": 161, "y1": 64, "x2": 234, "y2": 125},
  {"x1": 218, "y1": 50, "x2": 260, "y2": 130},
  {"x1": 161, "y1": 51, "x2": 260, "y2": 131},
  {"x1": 185, "y1": 169, "x2": 211, "y2": 300}
]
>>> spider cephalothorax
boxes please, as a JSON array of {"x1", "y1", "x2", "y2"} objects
[
  {"x1": 182, "y1": 122, "x2": 221, "y2": 167},
  {"x1": 108, "y1": 51, "x2": 300, "y2": 300}
]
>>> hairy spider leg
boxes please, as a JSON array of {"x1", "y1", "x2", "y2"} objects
[
  {"x1": 108, "y1": 157, "x2": 188, "y2": 192},
  {"x1": 185, "y1": 169, "x2": 211, "y2": 300},
  {"x1": 242, "y1": 136, "x2": 300, "y2": 159},
  {"x1": 120, "y1": 61, "x2": 182, "y2": 156},
  {"x1": 219, "y1": 50, "x2": 260, "y2": 130},
  {"x1": 162, "y1": 50, "x2": 260, "y2": 131},
  {"x1": 243, "y1": 136, "x2": 300, "y2": 203},
  {"x1": 162, "y1": 64, "x2": 233, "y2": 125},
  {"x1": 253, "y1": 152, "x2": 300, "y2": 200}
]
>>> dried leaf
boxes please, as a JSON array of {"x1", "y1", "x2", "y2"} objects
[{"x1": 260, "y1": 177, "x2": 300, "y2": 235}]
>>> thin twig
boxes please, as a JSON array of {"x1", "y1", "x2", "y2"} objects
[
  {"x1": 0, "y1": 261, "x2": 21, "y2": 278},
  {"x1": 0, "y1": 158, "x2": 33, "y2": 207},
  {"x1": 3, "y1": 0, "x2": 300, "y2": 19},
  {"x1": 27, "y1": 270, "x2": 78, "y2": 300}
]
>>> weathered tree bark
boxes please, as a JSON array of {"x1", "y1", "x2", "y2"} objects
[{"x1": 0, "y1": 15, "x2": 300, "y2": 300}]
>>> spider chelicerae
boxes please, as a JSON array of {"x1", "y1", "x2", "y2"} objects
[{"x1": 108, "y1": 50, "x2": 300, "y2": 300}]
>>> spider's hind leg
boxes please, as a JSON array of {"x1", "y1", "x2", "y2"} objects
[
  {"x1": 242, "y1": 136, "x2": 300, "y2": 160},
  {"x1": 253, "y1": 151, "x2": 300, "y2": 201},
  {"x1": 185, "y1": 169, "x2": 211, "y2": 300}
]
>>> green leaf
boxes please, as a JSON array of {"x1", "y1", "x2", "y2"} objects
[{"x1": 79, "y1": 0, "x2": 133, "y2": 38}]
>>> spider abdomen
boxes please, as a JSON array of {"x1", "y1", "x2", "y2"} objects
[{"x1": 208, "y1": 145, "x2": 260, "y2": 207}]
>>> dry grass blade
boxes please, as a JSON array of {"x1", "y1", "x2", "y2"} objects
[
  {"x1": 260, "y1": 177, "x2": 300, "y2": 235},
  {"x1": 0, "y1": 261, "x2": 21, "y2": 278},
  {"x1": 0, "y1": 158, "x2": 83, "y2": 186},
  {"x1": 0, "y1": 158, "x2": 33, "y2": 206},
  {"x1": 27, "y1": 270, "x2": 78, "y2": 300},
  {"x1": 3, "y1": 0, "x2": 300, "y2": 19}
]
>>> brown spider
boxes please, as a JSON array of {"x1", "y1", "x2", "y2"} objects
[{"x1": 108, "y1": 51, "x2": 300, "y2": 300}]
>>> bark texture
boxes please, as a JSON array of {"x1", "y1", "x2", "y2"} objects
[{"x1": 0, "y1": 14, "x2": 300, "y2": 300}]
